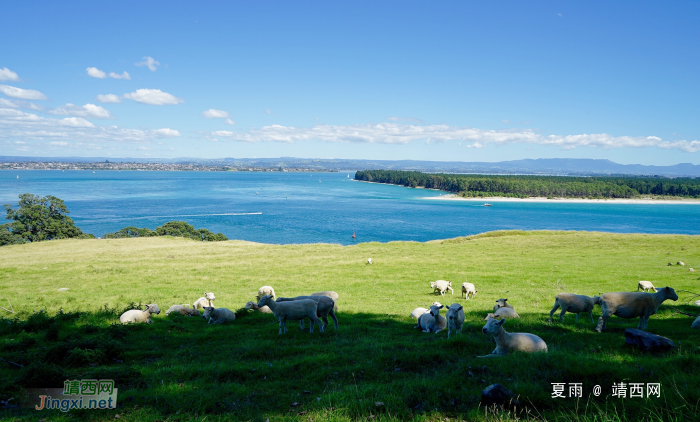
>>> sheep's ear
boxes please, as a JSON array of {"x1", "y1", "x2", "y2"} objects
[
  {"x1": 439, "y1": 305, "x2": 444, "y2": 309},
  {"x1": 498, "y1": 319, "x2": 506, "y2": 325},
  {"x1": 457, "y1": 306, "x2": 463, "y2": 311}
]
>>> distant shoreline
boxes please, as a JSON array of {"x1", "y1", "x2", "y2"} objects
[{"x1": 422, "y1": 194, "x2": 700, "y2": 204}]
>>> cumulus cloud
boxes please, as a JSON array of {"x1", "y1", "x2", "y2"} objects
[
  {"x1": 58, "y1": 117, "x2": 95, "y2": 128},
  {"x1": 135, "y1": 56, "x2": 160, "y2": 72},
  {"x1": 96, "y1": 94, "x2": 122, "y2": 103},
  {"x1": 151, "y1": 128, "x2": 181, "y2": 137},
  {"x1": 202, "y1": 109, "x2": 229, "y2": 119},
  {"x1": 0, "y1": 85, "x2": 47, "y2": 100},
  {"x1": 387, "y1": 116, "x2": 424, "y2": 123},
  {"x1": 86, "y1": 67, "x2": 107, "y2": 78},
  {"x1": 0, "y1": 98, "x2": 43, "y2": 111},
  {"x1": 0, "y1": 67, "x2": 20, "y2": 82},
  {"x1": 48, "y1": 103, "x2": 112, "y2": 119},
  {"x1": 123, "y1": 89, "x2": 184, "y2": 105},
  {"x1": 223, "y1": 118, "x2": 236, "y2": 125},
  {"x1": 109, "y1": 71, "x2": 131, "y2": 80}
]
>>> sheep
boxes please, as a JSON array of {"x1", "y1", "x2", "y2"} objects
[
  {"x1": 275, "y1": 295, "x2": 338, "y2": 331},
  {"x1": 367, "y1": 258, "x2": 373, "y2": 265},
  {"x1": 244, "y1": 301, "x2": 273, "y2": 314},
  {"x1": 477, "y1": 318, "x2": 547, "y2": 357},
  {"x1": 548, "y1": 293, "x2": 599, "y2": 323},
  {"x1": 415, "y1": 304, "x2": 447, "y2": 333},
  {"x1": 256, "y1": 286, "x2": 276, "y2": 301},
  {"x1": 695, "y1": 300, "x2": 700, "y2": 307},
  {"x1": 637, "y1": 281, "x2": 657, "y2": 293},
  {"x1": 446, "y1": 303, "x2": 465, "y2": 339},
  {"x1": 595, "y1": 287, "x2": 679, "y2": 332},
  {"x1": 484, "y1": 307, "x2": 520, "y2": 320},
  {"x1": 692, "y1": 317, "x2": 700, "y2": 329},
  {"x1": 193, "y1": 292, "x2": 215, "y2": 310},
  {"x1": 166, "y1": 304, "x2": 201, "y2": 317},
  {"x1": 258, "y1": 295, "x2": 323, "y2": 334},
  {"x1": 461, "y1": 282, "x2": 477, "y2": 299},
  {"x1": 677, "y1": 261, "x2": 685, "y2": 266},
  {"x1": 493, "y1": 298, "x2": 514, "y2": 313},
  {"x1": 410, "y1": 307, "x2": 429, "y2": 319},
  {"x1": 119, "y1": 304, "x2": 161, "y2": 324},
  {"x1": 430, "y1": 280, "x2": 454, "y2": 296},
  {"x1": 311, "y1": 291, "x2": 340, "y2": 302},
  {"x1": 202, "y1": 306, "x2": 236, "y2": 324}
]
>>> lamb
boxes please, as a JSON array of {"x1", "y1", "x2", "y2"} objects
[
  {"x1": 415, "y1": 304, "x2": 447, "y2": 333},
  {"x1": 637, "y1": 281, "x2": 657, "y2": 293},
  {"x1": 461, "y1": 282, "x2": 477, "y2": 299},
  {"x1": 256, "y1": 286, "x2": 276, "y2": 301},
  {"x1": 548, "y1": 293, "x2": 599, "y2": 323},
  {"x1": 275, "y1": 295, "x2": 338, "y2": 331},
  {"x1": 477, "y1": 317, "x2": 547, "y2": 357},
  {"x1": 445, "y1": 303, "x2": 465, "y2": 339},
  {"x1": 202, "y1": 306, "x2": 236, "y2": 324},
  {"x1": 493, "y1": 298, "x2": 514, "y2": 313},
  {"x1": 485, "y1": 307, "x2": 520, "y2": 320},
  {"x1": 165, "y1": 304, "x2": 201, "y2": 317},
  {"x1": 193, "y1": 292, "x2": 215, "y2": 310},
  {"x1": 119, "y1": 304, "x2": 161, "y2": 324},
  {"x1": 410, "y1": 307, "x2": 429, "y2": 319},
  {"x1": 595, "y1": 287, "x2": 679, "y2": 332},
  {"x1": 244, "y1": 301, "x2": 273, "y2": 314},
  {"x1": 430, "y1": 280, "x2": 454, "y2": 296},
  {"x1": 258, "y1": 295, "x2": 323, "y2": 334},
  {"x1": 692, "y1": 317, "x2": 700, "y2": 329}
]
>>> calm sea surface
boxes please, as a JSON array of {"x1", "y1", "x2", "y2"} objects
[{"x1": 1, "y1": 170, "x2": 699, "y2": 244}]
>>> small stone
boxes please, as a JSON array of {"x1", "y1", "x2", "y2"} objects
[
  {"x1": 114, "y1": 416, "x2": 120, "y2": 419},
  {"x1": 625, "y1": 329, "x2": 675, "y2": 351},
  {"x1": 481, "y1": 384, "x2": 519, "y2": 407},
  {"x1": 375, "y1": 402, "x2": 385, "y2": 407},
  {"x1": 303, "y1": 391, "x2": 311, "y2": 394},
  {"x1": 291, "y1": 402, "x2": 299, "y2": 407}
]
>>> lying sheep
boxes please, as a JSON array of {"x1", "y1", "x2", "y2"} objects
[
  {"x1": 166, "y1": 304, "x2": 201, "y2": 317},
  {"x1": 415, "y1": 304, "x2": 447, "y2": 333},
  {"x1": 478, "y1": 318, "x2": 547, "y2": 357},
  {"x1": 258, "y1": 295, "x2": 323, "y2": 334},
  {"x1": 493, "y1": 298, "x2": 514, "y2": 313},
  {"x1": 410, "y1": 307, "x2": 429, "y2": 319},
  {"x1": 548, "y1": 293, "x2": 599, "y2": 323},
  {"x1": 595, "y1": 287, "x2": 679, "y2": 332},
  {"x1": 256, "y1": 286, "x2": 276, "y2": 301},
  {"x1": 202, "y1": 306, "x2": 236, "y2": 324},
  {"x1": 244, "y1": 301, "x2": 273, "y2": 314},
  {"x1": 431, "y1": 280, "x2": 454, "y2": 296},
  {"x1": 637, "y1": 281, "x2": 657, "y2": 293},
  {"x1": 692, "y1": 317, "x2": 700, "y2": 329},
  {"x1": 446, "y1": 303, "x2": 465, "y2": 338},
  {"x1": 485, "y1": 307, "x2": 520, "y2": 320},
  {"x1": 193, "y1": 292, "x2": 215, "y2": 310},
  {"x1": 461, "y1": 282, "x2": 477, "y2": 299},
  {"x1": 119, "y1": 304, "x2": 161, "y2": 324},
  {"x1": 276, "y1": 295, "x2": 339, "y2": 331},
  {"x1": 432, "y1": 301, "x2": 443, "y2": 307}
]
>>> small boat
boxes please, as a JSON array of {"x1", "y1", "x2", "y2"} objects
[
  {"x1": 483, "y1": 203, "x2": 492, "y2": 207},
  {"x1": 16, "y1": 175, "x2": 19, "y2": 179},
  {"x1": 347, "y1": 174, "x2": 349, "y2": 178}
]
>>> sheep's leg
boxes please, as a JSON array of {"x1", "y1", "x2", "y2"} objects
[
  {"x1": 559, "y1": 308, "x2": 567, "y2": 322},
  {"x1": 321, "y1": 315, "x2": 329, "y2": 331},
  {"x1": 575, "y1": 312, "x2": 579, "y2": 322},
  {"x1": 329, "y1": 308, "x2": 339, "y2": 330},
  {"x1": 310, "y1": 315, "x2": 323, "y2": 333},
  {"x1": 548, "y1": 301, "x2": 560, "y2": 322},
  {"x1": 596, "y1": 312, "x2": 611, "y2": 332},
  {"x1": 299, "y1": 319, "x2": 305, "y2": 330},
  {"x1": 278, "y1": 317, "x2": 286, "y2": 335}
]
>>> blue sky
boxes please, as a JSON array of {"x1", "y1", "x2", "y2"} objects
[{"x1": 1, "y1": 1, "x2": 699, "y2": 165}]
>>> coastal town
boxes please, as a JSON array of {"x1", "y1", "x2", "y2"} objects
[{"x1": 0, "y1": 160, "x2": 338, "y2": 172}]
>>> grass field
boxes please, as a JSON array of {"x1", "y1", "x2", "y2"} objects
[{"x1": 1, "y1": 231, "x2": 699, "y2": 422}]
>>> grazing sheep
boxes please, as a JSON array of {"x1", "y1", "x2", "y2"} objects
[
  {"x1": 415, "y1": 304, "x2": 447, "y2": 333},
  {"x1": 548, "y1": 293, "x2": 599, "y2": 323},
  {"x1": 692, "y1": 317, "x2": 700, "y2": 329},
  {"x1": 119, "y1": 304, "x2": 161, "y2": 324},
  {"x1": 595, "y1": 287, "x2": 679, "y2": 332},
  {"x1": 446, "y1": 303, "x2": 465, "y2": 339},
  {"x1": 410, "y1": 307, "x2": 429, "y2": 319},
  {"x1": 461, "y1": 282, "x2": 477, "y2": 299},
  {"x1": 484, "y1": 307, "x2": 520, "y2": 320},
  {"x1": 431, "y1": 280, "x2": 454, "y2": 296},
  {"x1": 678, "y1": 261, "x2": 685, "y2": 266},
  {"x1": 276, "y1": 295, "x2": 339, "y2": 331},
  {"x1": 477, "y1": 318, "x2": 547, "y2": 357},
  {"x1": 637, "y1": 281, "x2": 657, "y2": 293},
  {"x1": 256, "y1": 286, "x2": 276, "y2": 301},
  {"x1": 244, "y1": 301, "x2": 273, "y2": 314},
  {"x1": 166, "y1": 305, "x2": 201, "y2": 317},
  {"x1": 202, "y1": 306, "x2": 236, "y2": 324},
  {"x1": 311, "y1": 291, "x2": 340, "y2": 302},
  {"x1": 258, "y1": 295, "x2": 323, "y2": 334},
  {"x1": 367, "y1": 258, "x2": 373, "y2": 265},
  {"x1": 493, "y1": 298, "x2": 514, "y2": 313},
  {"x1": 193, "y1": 292, "x2": 216, "y2": 310}
]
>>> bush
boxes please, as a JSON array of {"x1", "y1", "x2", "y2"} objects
[{"x1": 104, "y1": 221, "x2": 228, "y2": 241}]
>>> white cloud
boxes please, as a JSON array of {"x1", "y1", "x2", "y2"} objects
[
  {"x1": 0, "y1": 67, "x2": 20, "y2": 82},
  {"x1": 86, "y1": 67, "x2": 107, "y2": 78},
  {"x1": 212, "y1": 130, "x2": 235, "y2": 136},
  {"x1": 151, "y1": 128, "x2": 181, "y2": 138},
  {"x1": 96, "y1": 94, "x2": 122, "y2": 103},
  {"x1": 58, "y1": 117, "x2": 95, "y2": 128},
  {"x1": 265, "y1": 108, "x2": 272, "y2": 114},
  {"x1": 502, "y1": 119, "x2": 510, "y2": 123},
  {"x1": 387, "y1": 116, "x2": 424, "y2": 123},
  {"x1": 0, "y1": 85, "x2": 47, "y2": 100},
  {"x1": 50, "y1": 141, "x2": 68, "y2": 146},
  {"x1": 0, "y1": 98, "x2": 43, "y2": 111},
  {"x1": 123, "y1": 89, "x2": 184, "y2": 105},
  {"x1": 135, "y1": 56, "x2": 160, "y2": 72},
  {"x1": 109, "y1": 71, "x2": 131, "y2": 80},
  {"x1": 202, "y1": 109, "x2": 229, "y2": 119},
  {"x1": 223, "y1": 118, "x2": 236, "y2": 125},
  {"x1": 48, "y1": 103, "x2": 112, "y2": 119}
]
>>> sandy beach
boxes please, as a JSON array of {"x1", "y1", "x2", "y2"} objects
[{"x1": 422, "y1": 194, "x2": 700, "y2": 204}]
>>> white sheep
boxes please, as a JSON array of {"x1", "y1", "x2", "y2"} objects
[
  {"x1": 484, "y1": 307, "x2": 520, "y2": 320},
  {"x1": 461, "y1": 282, "x2": 477, "y2": 299},
  {"x1": 202, "y1": 306, "x2": 236, "y2": 324},
  {"x1": 415, "y1": 304, "x2": 447, "y2": 333},
  {"x1": 446, "y1": 303, "x2": 465, "y2": 339},
  {"x1": 119, "y1": 304, "x2": 161, "y2": 324},
  {"x1": 410, "y1": 307, "x2": 429, "y2": 319},
  {"x1": 695, "y1": 300, "x2": 700, "y2": 307},
  {"x1": 193, "y1": 292, "x2": 216, "y2": 310},
  {"x1": 430, "y1": 280, "x2": 454, "y2": 296},
  {"x1": 165, "y1": 304, "x2": 201, "y2": 317},
  {"x1": 595, "y1": 287, "x2": 679, "y2": 332},
  {"x1": 276, "y1": 295, "x2": 339, "y2": 331},
  {"x1": 256, "y1": 286, "x2": 276, "y2": 301},
  {"x1": 637, "y1": 281, "x2": 657, "y2": 293},
  {"x1": 367, "y1": 258, "x2": 373, "y2": 265},
  {"x1": 548, "y1": 293, "x2": 599, "y2": 323},
  {"x1": 432, "y1": 301, "x2": 443, "y2": 307},
  {"x1": 258, "y1": 295, "x2": 323, "y2": 334},
  {"x1": 244, "y1": 301, "x2": 273, "y2": 313},
  {"x1": 477, "y1": 317, "x2": 547, "y2": 357},
  {"x1": 311, "y1": 291, "x2": 340, "y2": 302},
  {"x1": 692, "y1": 317, "x2": 700, "y2": 329},
  {"x1": 493, "y1": 298, "x2": 514, "y2": 313}
]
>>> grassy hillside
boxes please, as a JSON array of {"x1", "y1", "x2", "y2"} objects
[{"x1": 1, "y1": 232, "x2": 699, "y2": 421}]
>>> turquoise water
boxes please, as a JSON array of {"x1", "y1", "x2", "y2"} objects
[{"x1": 1, "y1": 170, "x2": 699, "y2": 244}]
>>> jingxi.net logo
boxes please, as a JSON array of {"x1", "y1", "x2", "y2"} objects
[{"x1": 27, "y1": 379, "x2": 118, "y2": 412}]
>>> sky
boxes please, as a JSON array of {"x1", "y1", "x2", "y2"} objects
[{"x1": 1, "y1": 1, "x2": 699, "y2": 165}]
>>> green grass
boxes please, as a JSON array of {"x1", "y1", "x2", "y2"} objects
[{"x1": 1, "y1": 231, "x2": 699, "y2": 421}]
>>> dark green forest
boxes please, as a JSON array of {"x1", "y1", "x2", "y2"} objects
[{"x1": 355, "y1": 170, "x2": 700, "y2": 198}]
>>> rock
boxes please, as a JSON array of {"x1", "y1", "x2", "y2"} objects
[
  {"x1": 624, "y1": 329, "x2": 675, "y2": 351},
  {"x1": 677, "y1": 261, "x2": 685, "y2": 266},
  {"x1": 692, "y1": 317, "x2": 700, "y2": 330},
  {"x1": 375, "y1": 402, "x2": 384, "y2": 408},
  {"x1": 481, "y1": 384, "x2": 519, "y2": 407},
  {"x1": 694, "y1": 300, "x2": 700, "y2": 307},
  {"x1": 58, "y1": 288, "x2": 69, "y2": 291}
]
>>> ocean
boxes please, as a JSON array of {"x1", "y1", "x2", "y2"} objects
[{"x1": 2, "y1": 170, "x2": 699, "y2": 244}]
